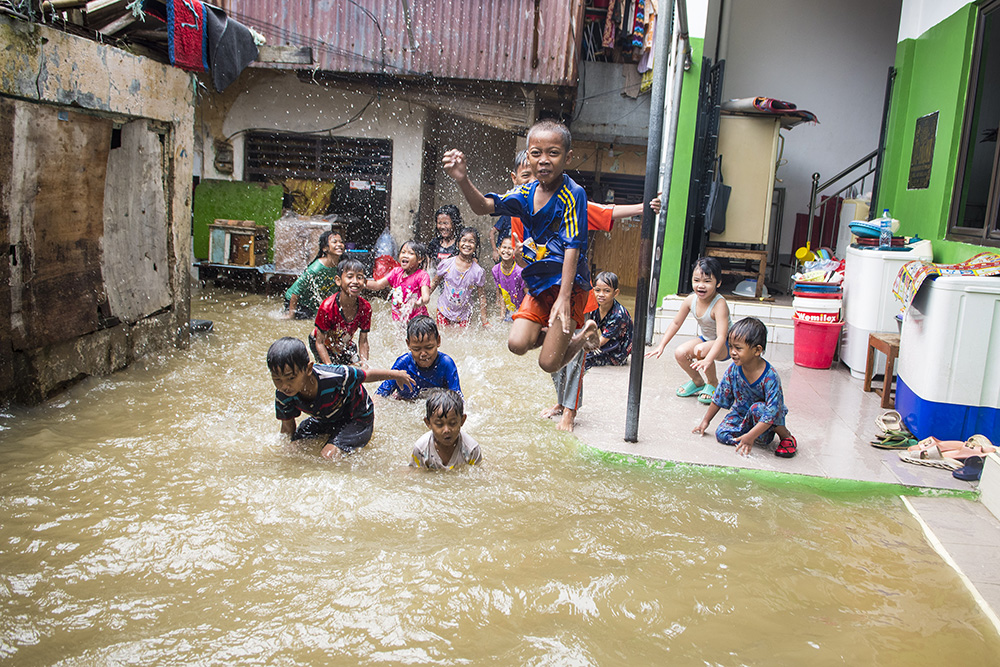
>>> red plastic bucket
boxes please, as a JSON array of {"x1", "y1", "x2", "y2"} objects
[{"x1": 792, "y1": 315, "x2": 844, "y2": 369}]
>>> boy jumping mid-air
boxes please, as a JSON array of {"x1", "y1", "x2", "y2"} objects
[{"x1": 443, "y1": 120, "x2": 599, "y2": 373}]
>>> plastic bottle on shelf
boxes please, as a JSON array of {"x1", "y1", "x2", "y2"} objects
[{"x1": 878, "y1": 209, "x2": 892, "y2": 250}]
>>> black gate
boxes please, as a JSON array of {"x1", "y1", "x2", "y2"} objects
[{"x1": 678, "y1": 57, "x2": 724, "y2": 293}]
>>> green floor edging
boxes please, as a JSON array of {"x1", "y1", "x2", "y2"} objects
[{"x1": 580, "y1": 444, "x2": 980, "y2": 502}]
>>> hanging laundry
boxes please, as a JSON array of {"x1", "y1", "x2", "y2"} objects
[
  {"x1": 632, "y1": 0, "x2": 645, "y2": 48},
  {"x1": 603, "y1": 0, "x2": 618, "y2": 48},
  {"x1": 168, "y1": 0, "x2": 208, "y2": 72}
]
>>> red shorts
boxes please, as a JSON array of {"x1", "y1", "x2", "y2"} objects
[
  {"x1": 436, "y1": 311, "x2": 469, "y2": 328},
  {"x1": 513, "y1": 284, "x2": 589, "y2": 329}
]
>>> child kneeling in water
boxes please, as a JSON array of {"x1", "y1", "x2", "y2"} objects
[
  {"x1": 411, "y1": 390, "x2": 482, "y2": 470},
  {"x1": 693, "y1": 317, "x2": 797, "y2": 458},
  {"x1": 267, "y1": 337, "x2": 414, "y2": 460}
]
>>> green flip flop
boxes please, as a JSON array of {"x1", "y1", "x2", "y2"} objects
[
  {"x1": 697, "y1": 384, "x2": 716, "y2": 405},
  {"x1": 676, "y1": 380, "x2": 705, "y2": 397}
]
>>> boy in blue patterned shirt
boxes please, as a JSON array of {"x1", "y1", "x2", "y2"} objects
[
  {"x1": 267, "y1": 337, "x2": 414, "y2": 460},
  {"x1": 693, "y1": 318, "x2": 797, "y2": 458},
  {"x1": 442, "y1": 119, "x2": 599, "y2": 373},
  {"x1": 375, "y1": 316, "x2": 462, "y2": 400}
]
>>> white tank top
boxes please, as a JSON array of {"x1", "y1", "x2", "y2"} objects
[{"x1": 694, "y1": 293, "x2": 731, "y2": 341}]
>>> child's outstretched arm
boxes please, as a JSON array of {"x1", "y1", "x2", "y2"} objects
[
  {"x1": 610, "y1": 193, "x2": 662, "y2": 220},
  {"x1": 442, "y1": 149, "x2": 495, "y2": 215},
  {"x1": 366, "y1": 275, "x2": 390, "y2": 291},
  {"x1": 417, "y1": 283, "x2": 431, "y2": 307},
  {"x1": 691, "y1": 298, "x2": 731, "y2": 373},
  {"x1": 693, "y1": 403, "x2": 721, "y2": 436},
  {"x1": 646, "y1": 296, "x2": 693, "y2": 358},
  {"x1": 279, "y1": 418, "x2": 296, "y2": 437},
  {"x1": 363, "y1": 368, "x2": 416, "y2": 392}
]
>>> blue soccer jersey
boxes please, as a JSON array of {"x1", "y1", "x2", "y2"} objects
[
  {"x1": 275, "y1": 364, "x2": 372, "y2": 423},
  {"x1": 486, "y1": 173, "x2": 589, "y2": 295},
  {"x1": 375, "y1": 351, "x2": 462, "y2": 400}
]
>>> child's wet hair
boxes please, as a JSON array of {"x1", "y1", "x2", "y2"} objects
[
  {"x1": 513, "y1": 149, "x2": 529, "y2": 172},
  {"x1": 594, "y1": 271, "x2": 619, "y2": 291},
  {"x1": 527, "y1": 119, "x2": 572, "y2": 151},
  {"x1": 458, "y1": 226, "x2": 480, "y2": 258},
  {"x1": 267, "y1": 337, "x2": 310, "y2": 373},
  {"x1": 312, "y1": 229, "x2": 344, "y2": 263},
  {"x1": 729, "y1": 317, "x2": 768, "y2": 352},
  {"x1": 400, "y1": 239, "x2": 428, "y2": 269},
  {"x1": 406, "y1": 315, "x2": 439, "y2": 342},
  {"x1": 435, "y1": 204, "x2": 462, "y2": 233},
  {"x1": 338, "y1": 257, "x2": 365, "y2": 275},
  {"x1": 693, "y1": 256, "x2": 723, "y2": 285},
  {"x1": 425, "y1": 389, "x2": 464, "y2": 420}
]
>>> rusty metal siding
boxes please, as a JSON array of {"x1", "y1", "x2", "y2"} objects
[{"x1": 223, "y1": 0, "x2": 583, "y2": 86}]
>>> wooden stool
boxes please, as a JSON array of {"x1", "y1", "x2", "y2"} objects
[{"x1": 863, "y1": 332, "x2": 900, "y2": 408}]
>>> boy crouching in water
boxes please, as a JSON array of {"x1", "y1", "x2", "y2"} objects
[
  {"x1": 268, "y1": 337, "x2": 415, "y2": 460},
  {"x1": 411, "y1": 390, "x2": 482, "y2": 470},
  {"x1": 693, "y1": 317, "x2": 797, "y2": 458}
]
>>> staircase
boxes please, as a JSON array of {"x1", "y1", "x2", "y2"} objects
[{"x1": 653, "y1": 295, "x2": 795, "y2": 346}]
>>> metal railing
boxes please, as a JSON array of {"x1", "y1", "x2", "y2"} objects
[{"x1": 804, "y1": 149, "x2": 878, "y2": 254}]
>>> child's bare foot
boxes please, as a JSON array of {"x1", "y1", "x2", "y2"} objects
[
  {"x1": 540, "y1": 404, "x2": 563, "y2": 419},
  {"x1": 575, "y1": 320, "x2": 600, "y2": 351},
  {"x1": 556, "y1": 408, "x2": 576, "y2": 431}
]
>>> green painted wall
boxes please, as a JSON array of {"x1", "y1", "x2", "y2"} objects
[
  {"x1": 880, "y1": 3, "x2": 995, "y2": 263},
  {"x1": 192, "y1": 180, "x2": 284, "y2": 262},
  {"x1": 656, "y1": 37, "x2": 704, "y2": 301}
]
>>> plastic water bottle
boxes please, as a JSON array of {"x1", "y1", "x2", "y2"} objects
[{"x1": 879, "y1": 209, "x2": 892, "y2": 250}]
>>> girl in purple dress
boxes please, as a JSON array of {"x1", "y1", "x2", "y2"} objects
[
  {"x1": 492, "y1": 235, "x2": 526, "y2": 322},
  {"x1": 431, "y1": 227, "x2": 489, "y2": 327}
]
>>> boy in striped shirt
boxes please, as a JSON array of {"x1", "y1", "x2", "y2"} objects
[{"x1": 267, "y1": 337, "x2": 414, "y2": 460}]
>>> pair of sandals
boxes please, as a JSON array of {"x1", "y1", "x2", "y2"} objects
[
  {"x1": 897, "y1": 434, "x2": 995, "y2": 471},
  {"x1": 677, "y1": 380, "x2": 715, "y2": 405}
]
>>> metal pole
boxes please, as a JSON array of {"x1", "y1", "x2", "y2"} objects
[
  {"x1": 646, "y1": 20, "x2": 688, "y2": 346},
  {"x1": 625, "y1": 0, "x2": 681, "y2": 443}
]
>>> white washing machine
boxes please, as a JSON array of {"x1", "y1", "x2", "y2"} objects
[
  {"x1": 897, "y1": 276, "x2": 1000, "y2": 441},
  {"x1": 841, "y1": 240, "x2": 932, "y2": 378}
]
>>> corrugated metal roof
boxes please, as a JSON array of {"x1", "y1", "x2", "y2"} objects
[{"x1": 222, "y1": 0, "x2": 584, "y2": 87}]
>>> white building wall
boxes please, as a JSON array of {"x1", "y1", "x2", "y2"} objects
[
  {"x1": 898, "y1": 0, "x2": 968, "y2": 41},
  {"x1": 720, "y1": 0, "x2": 902, "y2": 263},
  {"x1": 210, "y1": 72, "x2": 429, "y2": 247}
]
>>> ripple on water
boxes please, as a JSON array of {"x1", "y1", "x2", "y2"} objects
[{"x1": 0, "y1": 290, "x2": 998, "y2": 664}]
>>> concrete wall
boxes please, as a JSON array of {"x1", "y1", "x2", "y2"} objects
[
  {"x1": 429, "y1": 112, "x2": 518, "y2": 271},
  {"x1": 721, "y1": 0, "x2": 903, "y2": 262},
  {"x1": 197, "y1": 69, "x2": 429, "y2": 249},
  {"x1": 0, "y1": 16, "x2": 194, "y2": 403},
  {"x1": 571, "y1": 61, "x2": 651, "y2": 145}
]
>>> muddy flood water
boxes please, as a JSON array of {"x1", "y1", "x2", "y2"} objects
[{"x1": 1, "y1": 288, "x2": 998, "y2": 664}]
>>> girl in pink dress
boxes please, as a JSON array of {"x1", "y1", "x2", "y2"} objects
[{"x1": 366, "y1": 240, "x2": 431, "y2": 322}]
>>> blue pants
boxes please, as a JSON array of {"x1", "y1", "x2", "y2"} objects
[{"x1": 715, "y1": 402, "x2": 776, "y2": 447}]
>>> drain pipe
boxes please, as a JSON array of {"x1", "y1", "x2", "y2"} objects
[
  {"x1": 625, "y1": 0, "x2": 687, "y2": 442},
  {"x1": 645, "y1": 6, "x2": 689, "y2": 347}
]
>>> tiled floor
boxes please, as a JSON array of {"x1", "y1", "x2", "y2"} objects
[{"x1": 571, "y1": 336, "x2": 977, "y2": 492}]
